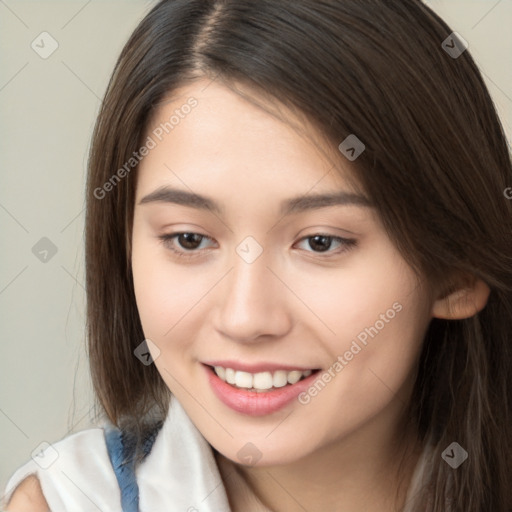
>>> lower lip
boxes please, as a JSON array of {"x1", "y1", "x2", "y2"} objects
[{"x1": 204, "y1": 364, "x2": 320, "y2": 416}]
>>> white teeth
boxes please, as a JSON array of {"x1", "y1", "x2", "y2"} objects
[
  {"x1": 225, "y1": 368, "x2": 236, "y2": 385},
  {"x1": 272, "y1": 370, "x2": 288, "y2": 388},
  {"x1": 287, "y1": 370, "x2": 302, "y2": 385},
  {"x1": 235, "y1": 371, "x2": 253, "y2": 388},
  {"x1": 214, "y1": 366, "x2": 226, "y2": 380},
  {"x1": 253, "y1": 371, "x2": 273, "y2": 390},
  {"x1": 212, "y1": 366, "x2": 315, "y2": 391}
]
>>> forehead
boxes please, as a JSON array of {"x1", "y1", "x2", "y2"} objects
[{"x1": 135, "y1": 78, "x2": 365, "y2": 206}]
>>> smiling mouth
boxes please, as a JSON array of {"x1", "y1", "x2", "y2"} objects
[{"x1": 206, "y1": 364, "x2": 321, "y2": 393}]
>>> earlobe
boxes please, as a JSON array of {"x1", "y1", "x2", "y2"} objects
[{"x1": 431, "y1": 277, "x2": 491, "y2": 320}]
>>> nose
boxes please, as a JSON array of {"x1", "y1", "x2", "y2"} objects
[{"x1": 214, "y1": 249, "x2": 293, "y2": 344}]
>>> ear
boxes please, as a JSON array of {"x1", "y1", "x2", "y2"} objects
[{"x1": 431, "y1": 275, "x2": 490, "y2": 320}]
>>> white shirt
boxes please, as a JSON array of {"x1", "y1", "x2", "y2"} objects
[{"x1": 2, "y1": 396, "x2": 431, "y2": 511}]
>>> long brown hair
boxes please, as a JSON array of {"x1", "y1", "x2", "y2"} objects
[{"x1": 85, "y1": 0, "x2": 512, "y2": 509}]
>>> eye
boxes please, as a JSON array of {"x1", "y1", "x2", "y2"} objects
[
  {"x1": 157, "y1": 232, "x2": 357, "y2": 260},
  {"x1": 295, "y1": 233, "x2": 357, "y2": 256},
  {"x1": 158, "y1": 232, "x2": 215, "y2": 259}
]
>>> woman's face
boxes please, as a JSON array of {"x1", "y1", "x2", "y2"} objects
[{"x1": 131, "y1": 78, "x2": 433, "y2": 467}]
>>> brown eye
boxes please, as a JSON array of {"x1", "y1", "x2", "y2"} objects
[
  {"x1": 308, "y1": 235, "x2": 335, "y2": 252},
  {"x1": 175, "y1": 233, "x2": 204, "y2": 250},
  {"x1": 295, "y1": 234, "x2": 357, "y2": 256},
  {"x1": 158, "y1": 232, "x2": 215, "y2": 259}
]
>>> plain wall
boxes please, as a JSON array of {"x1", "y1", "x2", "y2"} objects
[{"x1": 1, "y1": 0, "x2": 511, "y2": 495}]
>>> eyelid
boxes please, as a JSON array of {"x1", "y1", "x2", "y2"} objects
[
  {"x1": 295, "y1": 233, "x2": 357, "y2": 255},
  {"x1": 157, "y1": 231, "x2": 216, "y2": 259},
  {"x1": 157, "y1": 230, "x2": 357, "y2": 260}
]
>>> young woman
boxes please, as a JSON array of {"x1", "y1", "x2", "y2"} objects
[{"x1": 3, "y1": 0, "x2": 511, "y2": 510}]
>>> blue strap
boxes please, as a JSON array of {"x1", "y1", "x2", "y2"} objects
[
  {"x1": 104, "y1": 421, "x2": 163, "y2": 512},
  {"x1": 105, "y1": 427, "x2": 139, "y2": 512}
]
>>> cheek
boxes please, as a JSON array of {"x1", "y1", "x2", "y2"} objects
[
  {"x1": 131, "y1": 233, "x2": 215, "y2": 347},
  {"x1": 131, "y1": 244, "x2": 204, "y2": 387},
  {"x1": 131, "y1": 230, "x2": 178, "y2": 337},
  {"x1": 293, "y1": 244, "x2": 420, "y2": 350},
  {"x1": 296, "y1": 244, "x2": 429, "y2": 397},
  {"x1": 303, "y1": 295, "x2": 429, "y2": 443},
  {"x1": 322, "y1": 285, "x2": 428, "y2": 416}
]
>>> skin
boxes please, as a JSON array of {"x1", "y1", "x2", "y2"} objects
[
  {"x1": 5, "y1": 475, "x2": 49, "y2": 512},
  {"x1": 130, "y1": 77, "x2": 490, "y2": 511}
]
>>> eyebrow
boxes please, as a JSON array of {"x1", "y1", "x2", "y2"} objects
[{"x1": 138, "y1": 186, "x2": 373, "y2": 216}]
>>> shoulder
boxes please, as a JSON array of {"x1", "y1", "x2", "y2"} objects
[
  {"x1": 5, "y1": 474, "x2": 49, "y2": 512},
  {"x1": 3, "y1": 425, "x2": 121, "y2": 510}
]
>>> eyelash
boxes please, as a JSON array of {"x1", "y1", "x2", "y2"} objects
[{"x1": 157, "y1": 232, "x2": 357, "y2": 260}]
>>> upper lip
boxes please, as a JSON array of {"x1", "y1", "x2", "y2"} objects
[{"x1": 202, "y1": 360, "x2": 320, "y2": 373}]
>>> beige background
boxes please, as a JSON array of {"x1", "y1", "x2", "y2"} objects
[{"x1": 0, "y1": 0, "x2": 511, "y2": 495}]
